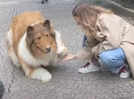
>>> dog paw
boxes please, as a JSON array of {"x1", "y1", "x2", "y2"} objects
[
  {"x1": 31, "y1": 68, "x2": 52, "y2": 83},
  {"x1": 57, "y1": 47, "x2": 68, "y2": 58}
]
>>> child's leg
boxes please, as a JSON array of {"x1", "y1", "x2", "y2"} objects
[{"x1": 99, "y1": 48, "x2": 130, "y2": 78}]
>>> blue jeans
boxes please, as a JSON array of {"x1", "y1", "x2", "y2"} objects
[
  {"x1": 99, "y1": 48, "x2": 127, "y2": 74},
  {"x1": 82, "y1": 35, "x2": 88, "y2": 48},
  {"x1": 82, "y1": 36, "x2": 127, "y2": 73}
]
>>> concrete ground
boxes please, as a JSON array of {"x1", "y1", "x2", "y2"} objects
[{"x1": 0, "y1": 0, "x2": 134, "y2": 99}]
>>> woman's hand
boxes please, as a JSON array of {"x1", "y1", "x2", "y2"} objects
[{"x1": 62, "y1": 54, "x2": 77, "y2": 62}]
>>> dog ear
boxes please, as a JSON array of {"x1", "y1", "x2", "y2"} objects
[
  {"x1": 27, "y1": 26, "x2": 34, "y2": 38},
  {"x1": 27, "y1": 26, "x2": 34, "y2": 33},
  {"x1": 26, "y1": 26, "x2": 35, "y2": 46},
  {"x1": 43, "y1": 19, "x2": 51, "y2": 30},
  {"x1": 26, "y1": 26, "x2": 34, "y2": 46}
]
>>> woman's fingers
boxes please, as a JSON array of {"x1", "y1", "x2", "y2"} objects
[{"x1": 62, "y1": 54, "x2": 77, "y2": 61}]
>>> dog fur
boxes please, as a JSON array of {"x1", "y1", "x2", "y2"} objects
[{"x1": 7, "y1": 11, "x2": 67, "y2": 82}]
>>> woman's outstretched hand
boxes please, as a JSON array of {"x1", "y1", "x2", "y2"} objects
[{"x1": 62, "y1": 54, "x2": 77, "y2": 62}]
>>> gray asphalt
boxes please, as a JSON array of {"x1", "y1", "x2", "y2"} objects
[{"x1": 0, "y1": 0, "x2": 134, "y2": 99}]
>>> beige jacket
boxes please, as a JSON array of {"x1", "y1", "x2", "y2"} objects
[{"x1": 93, "y1": 13, "x2": 134, "y2": 78}]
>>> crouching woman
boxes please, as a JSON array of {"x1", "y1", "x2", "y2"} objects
[{"x1": 69, "y1": 3, "x2": 134, "y2": 79}]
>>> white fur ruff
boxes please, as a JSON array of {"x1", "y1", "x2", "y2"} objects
[
  {"x1": 18, "y1": 33, "x2": 51, "y2": 67},
  {"x1": 18, "y1": 30, "x2": 66, "y2": 67},
  {"x1": 7, "y1": 29, "x2": 67, "y2": 68}
]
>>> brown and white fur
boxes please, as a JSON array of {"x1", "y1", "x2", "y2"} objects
[{"x1": 7, "y1": 11, "x2": 67, "y2": 82}]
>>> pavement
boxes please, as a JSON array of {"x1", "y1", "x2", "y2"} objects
[{"x1": 0, "y1": 0, "x2": 134, "y2": 99}]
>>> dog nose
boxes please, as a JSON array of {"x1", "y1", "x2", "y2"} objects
[{"x1": 46, "y1": 47, "x2": 51, "y2": 52}]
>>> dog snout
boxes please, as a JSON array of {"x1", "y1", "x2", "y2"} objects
[{"x1": 46, "y1": 47, "x2": 51, "y2": 52}]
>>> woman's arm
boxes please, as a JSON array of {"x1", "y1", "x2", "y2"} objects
[{"x1": 62, "y1": 47, "x2": 92, "y2": 62}]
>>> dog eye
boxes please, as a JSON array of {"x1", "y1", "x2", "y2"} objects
[
  {"x1": 37, "y1": 37, "x2": 41, "y2": 40},
  {"x1": 51, "y1": 33, "x2": 55, "y2": 38},
  {"x1": 45, "y1": 34, "x2": 49, "y2": 37}
]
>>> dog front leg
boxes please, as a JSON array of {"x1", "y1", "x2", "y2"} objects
[
  {"x1": 19, "y1": 58, "x2": 52, "y2": 83},
  {"x1": 55, "y1": 30, "x2": 68, "y2": 59}
]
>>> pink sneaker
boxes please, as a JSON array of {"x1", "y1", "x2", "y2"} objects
[
  {"x1": 78, "y1": 62, "x2": 100, "y2": 73},
  {"x1": 119, "y1": 66, "x2": 130, "y2": 79}
]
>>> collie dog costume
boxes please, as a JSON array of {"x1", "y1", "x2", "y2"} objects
[{"x1": 7, "y1": 12, "x2": 68, "y2": 82}]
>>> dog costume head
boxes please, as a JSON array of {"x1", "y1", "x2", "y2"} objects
[{"x1": 26, "y1": 20, "x2": 57, "y2": 59}]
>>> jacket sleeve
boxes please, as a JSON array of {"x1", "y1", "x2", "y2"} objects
[
  {"x1": 92, "y1": 17, "x2": 114, "y2": 56},
  {"x1": 94, "y1": 18, "x2": 108, "y2": 42},
  {"x1": 92, "y1": 41, "x2": 113, "y2": 59}
]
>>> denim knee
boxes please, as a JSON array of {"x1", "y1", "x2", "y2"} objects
[
  {"x1": 99, "y1": 51, "x2": 113, "y2": 67},
  {"x1": 99, "y1": 48, "x2": 126, "y2": 73}
]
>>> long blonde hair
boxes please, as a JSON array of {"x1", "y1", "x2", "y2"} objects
[{"x1": 72, "y1": 3, "x2": 113, "y2": 37}]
